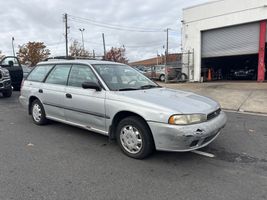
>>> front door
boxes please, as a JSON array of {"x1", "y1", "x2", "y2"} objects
[{"x1": 64, "y1": 64, "x2": 106, "y2": 134}]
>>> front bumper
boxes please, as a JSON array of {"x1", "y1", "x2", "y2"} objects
[
  {"x1": 0, "y1": 79, "x2": 12, "y2": 91},
  {"x1": 148, "y1": 111, "x2": 227, "y2": 152},
  {"x1": 19, "y1": 95, "x2": 28, "y2": 109}
]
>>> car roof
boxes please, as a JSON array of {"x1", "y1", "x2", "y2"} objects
[{"x1": 38, "y1": 59, "x2": 125, "y2": 66}]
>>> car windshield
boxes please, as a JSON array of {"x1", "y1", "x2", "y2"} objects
[{"x1": 93, "y1": 64, "x2": 160, "y2": 91}]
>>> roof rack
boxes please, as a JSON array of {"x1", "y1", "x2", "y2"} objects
[{"x1": 44, "y1": 56, "x2": 104, "y2": 61}]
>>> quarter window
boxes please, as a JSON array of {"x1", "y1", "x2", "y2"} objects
[
  {"x1": 68, "y1": 65, "x2": 98, "y2": 87},
  {"x1": 45, "y1": 65, "x2": 71, "y2": 85},
  {"x1": 27, "y1": 65, "x2": 54, "y2": 82}
]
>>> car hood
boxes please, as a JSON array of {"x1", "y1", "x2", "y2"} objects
[{"x1": 109, "y1": 88, "x2": 220, "y2": 114}]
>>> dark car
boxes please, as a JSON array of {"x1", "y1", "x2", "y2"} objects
[
  {"x1": 0, "y1": 67, "x2": 12, "y2": 97},
  {"x1": 0, "y1": 56, "x2": 23, "y2": 90},
  {"x1": 229, "y1": 68, "x2": 256, "y2": 80}
]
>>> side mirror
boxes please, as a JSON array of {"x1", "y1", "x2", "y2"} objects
[{"x1": 82, "y1": 82, "x2": 102, "y2": 91}]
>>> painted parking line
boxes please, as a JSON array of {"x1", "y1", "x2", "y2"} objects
[{"x1": 192, "y1": 150, "x2": 216, "y2": 158}]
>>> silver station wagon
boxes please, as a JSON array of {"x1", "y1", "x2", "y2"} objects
[{"x1": 19, "y1": 59, "x2": 227, "y2": 159}]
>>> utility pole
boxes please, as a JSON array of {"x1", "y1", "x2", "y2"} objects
[
  {"x1": 64, "y1": 13, "x2": 69, "y2": 58},
  {"x1": 102, "y1": 33, "x2": 106, "y2": 60},
  {"x1": 93, "y1": 49, "x2": 95, "y2": 58},
  {"x1": 165, "y1": 28, "x2": 169, "y2": 83},
  {"x1": 11, "y1": 37, "x2": 15, "y2": 57},
  {"x1": 165, "y1": 28, "x2": 169, "y2": 65},
  {"x1": 79, "y1": 28, "x2": 85, "y2": 56}
]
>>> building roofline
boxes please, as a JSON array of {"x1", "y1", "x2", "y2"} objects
[{"x1": 183, "y1": 0, "x2": 224, "y2": 11}]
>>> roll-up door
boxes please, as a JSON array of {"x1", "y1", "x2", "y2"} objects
[{"x1": 201, "y1": 22, "x2": 260, "y2": 58}]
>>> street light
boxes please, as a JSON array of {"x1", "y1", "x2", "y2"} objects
[{"x1": 79, "y1": 28, "x2": 85, "y2": 56}]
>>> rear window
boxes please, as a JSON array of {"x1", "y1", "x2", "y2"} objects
[{"x1": 27, "y1": 65, "x2": 54, "y2": 82}]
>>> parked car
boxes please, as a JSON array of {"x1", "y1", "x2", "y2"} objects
[
  {"x1": 19, "y1": 60, "x2": 227, "y2": 159},
  {"x1": 0, "y1": 56, "x2": 23, "y2": 90},
  {"x1": 144, "y1": 65, "x2": 186, "y2": 82},
  {"x1": 229, "y1": 68, "x2": 256, "y2": 80},
  {"x1": 0, "y1": 66, "x2": 12, "y2": 97}
]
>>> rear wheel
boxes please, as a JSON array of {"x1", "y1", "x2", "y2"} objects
[
  {"x1": 159, "y1": 74, "x2": 165, "y2": 82},
  {"x1": 2, "y1": 89, "x2": 12, "y2": 97},
  {"x1": 31, "y1": 99, "x2": 48, "y2": 125},
  {"x1": 116, "y1": 116, "x2": 154, "y2": 159}
]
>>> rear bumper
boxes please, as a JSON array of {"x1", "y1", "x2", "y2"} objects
[{"x1": 148, "y1": 111, "x2": 227, "y2": 152}]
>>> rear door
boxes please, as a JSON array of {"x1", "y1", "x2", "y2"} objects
[
  {"x1": 64, "y1": 64, "x2": 106, "y2": 134},
  {"x1": 42, "y1": 64, "x2": 71, "y2": 120}
]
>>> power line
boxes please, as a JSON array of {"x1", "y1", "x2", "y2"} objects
[{"x1": 68, "y1": 15, "x2": 165, "y2": 33}]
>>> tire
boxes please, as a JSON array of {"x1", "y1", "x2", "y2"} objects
[
  {"x1": 177, "y1": 72, "x2": 187, "y2": 82},
  {"x1": 31, "y1": 99, "x2": 48, "y2": 125},
  {"x1": 2, "y1": 89, "x2": 12, "y2": 97},
  {"x1": 116, "y1": 116, "x2": 154, "y2": 159},
  {"x1": 180, "y1": 73, "x2": 187, "y2": 82},
  {"x1": 159, "y1": 74, "x2": 165, "y2": 82}
]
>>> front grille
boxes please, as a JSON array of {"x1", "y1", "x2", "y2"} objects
[{"x1": 207, "y1": 108, "x2": 221, "y2": 121}]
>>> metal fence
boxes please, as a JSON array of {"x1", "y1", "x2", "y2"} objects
[{"x1": 132, "y1": 51, "x2": 194, "y2": 83}]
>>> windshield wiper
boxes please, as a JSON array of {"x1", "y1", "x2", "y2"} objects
[
  {"x1": 139, "y1": 85, "x2": 161, "y2": 89},
  {"x1": 118, "y1": 88, "x2": 138, "y2": 91}
]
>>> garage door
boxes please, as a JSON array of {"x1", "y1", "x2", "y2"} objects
[{"x1": 201, "y1": 22, "x2": 260, "y2": 58}]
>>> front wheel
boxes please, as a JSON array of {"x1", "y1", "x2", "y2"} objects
[
  {"x1": 31, "y1": 99, "x2": 48, "y2": 125},
  {"x1": 159, "y1": 74, "x2": 165, "y2": 82},
  {"x1": 116, "y1": 116, "x2": 154, "y2": 159},
  {"x1": 2, "y1": 89, "x2": 12, "y2": 97}
]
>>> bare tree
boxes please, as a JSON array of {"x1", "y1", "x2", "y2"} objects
[
  {"x1": 0, "y1": 50, "x2": 5, "y2": 60},
  {"x1": 17, "y1": 42, "x2": 50, "y2": 67},
  {"x1": 106, "y1": 47, "x2": 128, "y2": 64},
  {"x1": 69, "y1": 40, "x2": 90, "y2": 57}
]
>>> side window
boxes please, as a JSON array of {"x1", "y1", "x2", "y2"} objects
[
  {"x1": 27, "y1": 65, "x2": 53, "y2": 82},
  {"x1": 45, "y1": 65, "x2": 71, "y2": 85},
  {"x1": 68, "y1": 65, "x2": 98, "y2": 87},
  {"x1": 0, "y1": 57, "x2": 19, "y2": 67}
]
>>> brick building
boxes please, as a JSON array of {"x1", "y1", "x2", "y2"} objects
[{"x1": 130, "y1": 53, "x2": 182, "y2": 67}]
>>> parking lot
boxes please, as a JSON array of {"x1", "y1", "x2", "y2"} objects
[{"x1": 0, "y1": 92, "x2": 267, "y2": 200}]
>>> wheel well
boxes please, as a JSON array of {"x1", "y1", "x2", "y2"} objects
[
  {"x1": 109, "y1": 111, "x2": 151, "y2": 140},
  {"x1": 28, "y1": 96, "x2": 39, "y2": 115}
]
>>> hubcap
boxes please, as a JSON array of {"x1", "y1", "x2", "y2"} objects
[
  {"x1": 120, "y1": 125, "x2": 142, "y2": 154},
  {"x1": 32, "y1": 104, "x2": 42, "y2": 122}
]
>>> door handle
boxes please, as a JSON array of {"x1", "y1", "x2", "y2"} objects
[
  {"x1": 38, "y1": 89, "x2": 43, "y2": 93},
  {"x1": 66, "y1": 93, "x2": 72, "y2": 99}
]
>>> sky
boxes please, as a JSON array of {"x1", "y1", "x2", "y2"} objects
[{"x1": 0, "y1": 0, "x2": 208, "y2": 62}]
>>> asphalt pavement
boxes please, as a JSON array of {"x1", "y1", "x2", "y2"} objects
[{"x1": 0, "y1": 92, "x2": 267, "y2": 200}]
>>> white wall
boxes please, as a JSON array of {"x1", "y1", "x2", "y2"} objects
[{"x1": 182, "y1": 0, "x2": 267, "y2": 82}]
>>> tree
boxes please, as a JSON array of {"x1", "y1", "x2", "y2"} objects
[
  {"x1": 0, "y1": 50, "x2": 5, "y2": 60},
  {"x1": 17, "y1": 42, "x2": 50, "y2": 67},
  {"x1": 106, "y1": 47, "x2": 128, "y2": 64},
  {"x1": 69, "y1": 40, "x2": 90, "y2": 57}
]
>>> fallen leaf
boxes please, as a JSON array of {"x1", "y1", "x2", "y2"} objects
[{"x1": 27, "y1": 143, "x2": 34, "y2": 147}]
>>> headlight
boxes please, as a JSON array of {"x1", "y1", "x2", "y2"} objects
[
  {"x1": 2, "y1": 69, "x2": 10, "y2": 78},
  {"x1": 168, "y1": 114, "x2": 207, "y2": 125}
]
